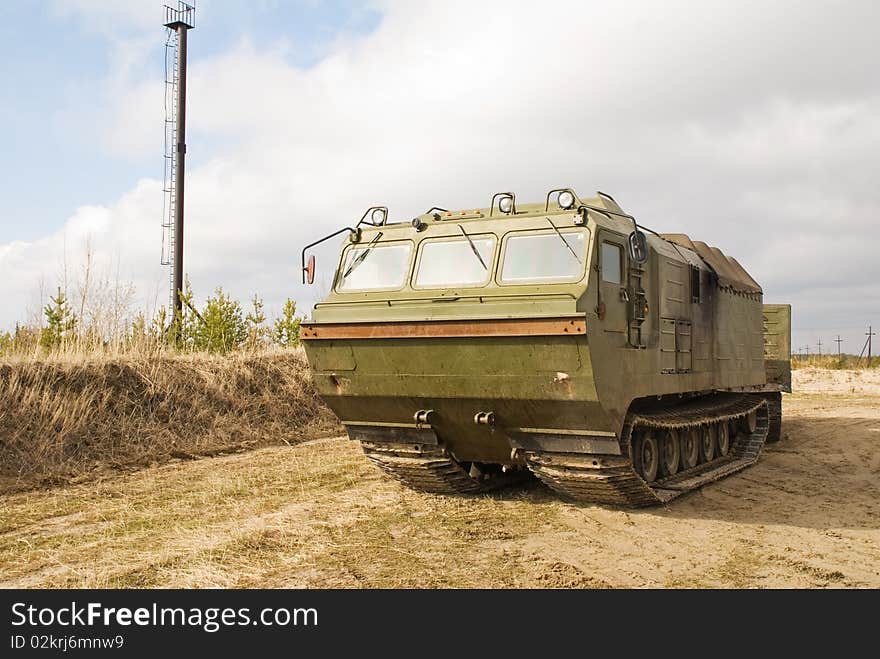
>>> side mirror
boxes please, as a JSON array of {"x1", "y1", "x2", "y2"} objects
[
  {"x1": 628, "y1": 231, "x2": 648, "y2": 264},
  {"x1": 303, "y1": 254, "x2": 316, "y2": 285}
]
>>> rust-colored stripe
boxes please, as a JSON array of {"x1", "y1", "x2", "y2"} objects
[{"x1": 300, "y1": 317, "x2": 586, "y2": 340}]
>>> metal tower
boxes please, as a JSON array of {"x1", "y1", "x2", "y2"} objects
[{"x1": 161, "y1": 2, "x2": 195, "y2": 318}]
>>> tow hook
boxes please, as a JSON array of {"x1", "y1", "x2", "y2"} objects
[
  {"x1": 413, "y1": 409, "x2": 435, "y2": 428},
  {"x1": 473, "y1": 411, "x2": 496, "y2": 427}
]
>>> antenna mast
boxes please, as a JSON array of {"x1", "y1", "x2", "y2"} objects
[{"x1": 161, "y1": 2, "x2": 195, "y2": 320}]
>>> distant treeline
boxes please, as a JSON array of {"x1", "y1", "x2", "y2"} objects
[{"x1": 0, "y1": 280, "x2": 302, "y2": 357}]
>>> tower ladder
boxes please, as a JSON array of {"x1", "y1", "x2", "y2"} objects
[{"x1": 160, "y1": 25, "x2": 181, "y2": 313}]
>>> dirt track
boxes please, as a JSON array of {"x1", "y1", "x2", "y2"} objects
[{"x1": 1, "y1": 369, "x2": 878, "y2": 588}]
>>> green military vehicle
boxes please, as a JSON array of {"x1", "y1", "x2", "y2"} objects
[{"x1": 300, "y1": 189, "x2": 791, "y2": 507}]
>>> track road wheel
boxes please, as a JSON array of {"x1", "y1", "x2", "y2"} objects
[
  {"x1": 728, "y1": 419, "x2": 739, "y2": 445},
  {"x1": 716, "y1": 422, "x2": 730, "y2": 457},
  {"x1": 659, "y1": 430, "x2": 680, "y2": 477},
  {"x1": 680, "y1": 429, "x2": 699, "y2": 469},
  {"x1": 700, "y1": 424, "x2": 716, "y2": 463},
  {"x1": 634, "y1": 430, "x2": 659, "y2": 483},
  {"x1": 745, "y1": 410, "x2": 758, "y2": 434}
]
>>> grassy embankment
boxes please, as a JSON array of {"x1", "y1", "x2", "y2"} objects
[{"x1": 0, "y1": 348, "x2": 340, "y2": 494}]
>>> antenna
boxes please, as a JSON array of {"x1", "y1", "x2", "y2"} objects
[{"x1": 160, "y1": 2, "x2": 195, "y2": 323}]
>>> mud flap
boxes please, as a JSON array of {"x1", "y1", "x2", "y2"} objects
[
  {"x1": 507, "y1": 431, "x2": 621, "y2": 456},
  {"x1": 345, "y1": 424, "x2": 439, "y2": 446}
]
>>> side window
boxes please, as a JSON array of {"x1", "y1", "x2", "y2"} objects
[
  {"x1": 601, "y1": 242, "x2": 622, "y2": 284},
  {"x1": 691, "y1": 265, "x2": 701, "y2": 303}
]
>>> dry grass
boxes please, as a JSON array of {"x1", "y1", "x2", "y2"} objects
[
  {"x1": 792, "y1": 354, "x2": 879, "y2": 370},
  {"x1": 3, "y1": 373, "x2": 879, "y2": 588},
  {"x1": 0, "y1": 348, "x2": 341, "y2": 494}
]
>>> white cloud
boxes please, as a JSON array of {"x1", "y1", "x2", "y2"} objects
[
  {"x1": 51, "y1": 0, "x2": 159, "y2": 34},
  {"x1": 5, "y1": 0, "x2": 880, "y2": 352}
]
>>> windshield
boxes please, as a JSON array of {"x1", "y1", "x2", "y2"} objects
[
  {"x1": 500, "y1": 229, "x2": 589, "y2": 284},
  {"x1": 337, "y1": 242, "x2": 411, "y2": 292},
  {"x1": 414, "y1": 235, "x2": 496, "y2": 288}
]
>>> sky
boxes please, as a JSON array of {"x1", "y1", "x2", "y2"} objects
[{"x1": 0, "y1": 0, "x2": 877, "y2": 354}]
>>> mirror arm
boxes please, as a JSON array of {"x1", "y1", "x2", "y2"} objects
[
  {"x1": 301, "y1": 226, "x2": 359, "y2": 284},
  {"x1": 577, "y1": 202, "x2": 651, "y2": 263},
  {"x1": 576, "y1": 202, "x2": 662, "y2": 236}
]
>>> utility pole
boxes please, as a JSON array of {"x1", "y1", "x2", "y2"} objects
[
  {"x1": 162, "y1": 2, "x2": 195, "y2": 320},
  {"x1": 817, "y1": 338, "x2": 822, "y2": 356},
  {"x1": 869, "y1": 326, "x2": 876, "y2": 360},
  {"x1": 835, "y1": 335, "x2": 842, "y2": 358}
]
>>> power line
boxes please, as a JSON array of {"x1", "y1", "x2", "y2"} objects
[{"x1": 857, "y1": 326, "x2": 875, "y2": 363}]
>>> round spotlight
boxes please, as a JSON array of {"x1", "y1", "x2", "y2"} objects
[
  {"x1": 498, "y1": 195, "x2": 513, "y2": 214},
  {"x1": 371, "y1": 208, "x2": 387, "y2": 225},
  {"x1": 558, "y1": 190, "x2": 576, "y2": 210},
  {"x1": 411, "y1": 217, "x2": 427, "y2": 232}
]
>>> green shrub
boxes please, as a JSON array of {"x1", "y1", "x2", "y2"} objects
[
  {"x1": 273, "y1": 298, "x2": 301, "y2": 347},
  {"x1": 40, "y1": 287, "x2": 76, "y2": 351},
  {"x1": 245, "y1": 294, "x2": 271, "y2": 350},
  {"x1": 190, "y1": 287, "x2": 247, "y2": 354}
]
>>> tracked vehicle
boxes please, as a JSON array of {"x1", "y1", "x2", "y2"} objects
[{"x1": 300, "y1": 189, "x2": 791, "y2": 507}]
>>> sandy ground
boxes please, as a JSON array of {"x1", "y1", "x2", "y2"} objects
[{"x1": 1, "y1": 369, "x2": 878, "y2": 589}]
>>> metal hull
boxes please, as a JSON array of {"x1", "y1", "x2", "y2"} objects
[{"x1": 300, "y1": 193, "x2": 791, "y2": 506}]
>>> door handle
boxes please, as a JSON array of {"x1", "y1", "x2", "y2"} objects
[{"x1": 620, "y1": 288, "x2": 629, "y2": 302}]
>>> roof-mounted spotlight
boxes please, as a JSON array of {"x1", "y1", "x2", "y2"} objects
[
  {"x1": 358, "y1": 206, "x2": 389, "y2": 227},
  {"x1": 544, "y1": 188, "x2": 580, "y2": 212},
  {"x1": 490, "y1": 192, "x2": 516, "y2": 217},
  {"x1": 558, "y1": 190, "x2": 576, "y2": 210}
]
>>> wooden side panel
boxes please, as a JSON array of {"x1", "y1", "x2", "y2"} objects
[
  {"x1": 300, "y1": 316, "x2": 587, "y2": 340},
  {"x1": 763, "y1": 304, "x2": 792, "y2": 392}
]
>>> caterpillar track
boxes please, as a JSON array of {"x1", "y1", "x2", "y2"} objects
[
  {"x1": 361, "y1": 442, "x2": 525, "y2": 494},
  {"x1": 525, "y1": 393, "x2": 769, "y2": 507},
  {"x1": 360, "y1": 392, "x2": 770, "y2": 507},
  {"x1": 763, "y1": 392, "x2": 783, "y2": 443}
]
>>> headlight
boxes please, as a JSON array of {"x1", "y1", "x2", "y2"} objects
[
  {"x1": 498, "y1": 195, "x2": 514, "y2": 214},
  {"x1": 371, "y1": 208, "x2": 387, "y2": 225},
  {"x1": 558, "y1": 190, "x2": 576, "y2": 210}
]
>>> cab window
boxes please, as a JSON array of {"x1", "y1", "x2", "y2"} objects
[
  {"x1": 336, "y1": 242, "x2": 412, "y2": 292},
  {"x1": 499, "y1": 229, "x2": 588, "y2": 284},
  {"x1": 601, "y1": 242, "x2": 623, "y2": 284},
  {"x1": 414, "y1": 235, "x2": 496, "y2": 288}
]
